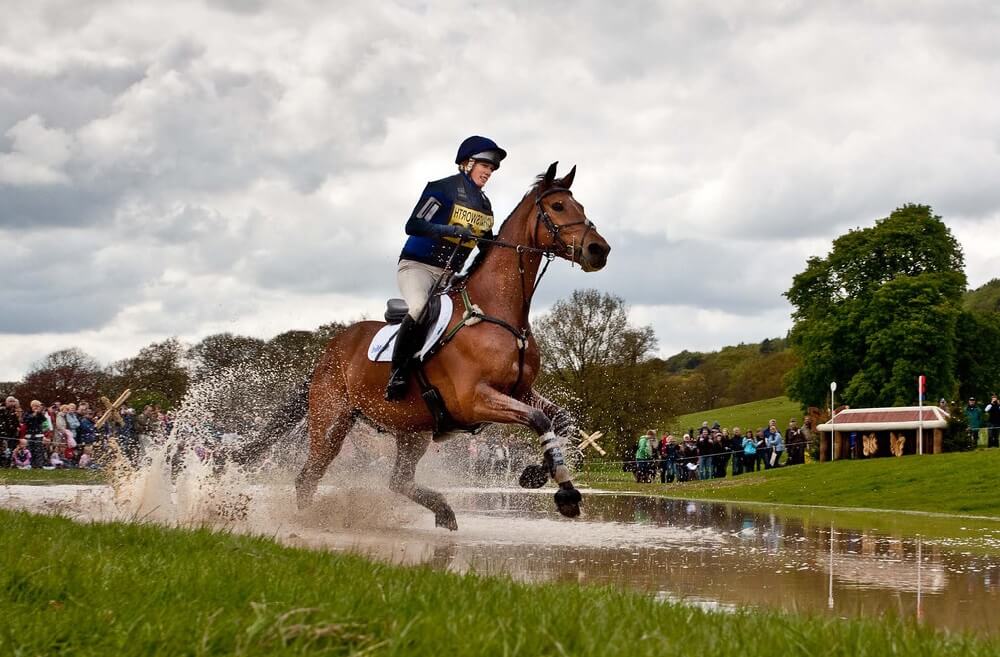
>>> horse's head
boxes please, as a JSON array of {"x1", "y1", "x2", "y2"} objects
[{"x1": 532, "y1": 162, "x2": 610, "y2": 272}]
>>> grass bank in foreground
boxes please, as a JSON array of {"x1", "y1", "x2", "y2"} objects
[
  {"x1": 580, "y1": 449, "x2": 1000, "y2": 515},
  {"x1": 0, "y1": 511, "x2": 995, "y2": 657}
]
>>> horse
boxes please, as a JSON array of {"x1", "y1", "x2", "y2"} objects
[{"x1": 277, "y1": 162, "x2": 610, "y2": 530}]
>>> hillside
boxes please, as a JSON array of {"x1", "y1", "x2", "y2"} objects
[
  {"x1": 965, "y1": 278, "x2": 1000, "y2": 313},
  {"x1": 675, "y1": 396, "x2": 802, "y2": 433}
]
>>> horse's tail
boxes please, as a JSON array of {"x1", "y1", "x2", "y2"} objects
[{"x1": 230, "y1": 372, "x2": 313, "y2": 468}]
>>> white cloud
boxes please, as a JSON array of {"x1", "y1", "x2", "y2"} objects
[{"x1": 2, "y1": 1, "x2": 1000, "y2": 380}]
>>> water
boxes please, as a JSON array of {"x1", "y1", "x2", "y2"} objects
[{"x1": 3, "y1": 482, "x2": 998, "y2": 635}]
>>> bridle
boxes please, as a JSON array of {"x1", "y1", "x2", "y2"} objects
[
  {"x1": 436, "y1": 186, "x2": 599, "y2": 395},
  {"x1": 475, "y1": 186, "x2": 596, "y2": 264}
]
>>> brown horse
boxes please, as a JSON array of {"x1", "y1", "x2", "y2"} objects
[{"x1": 294, "y1": 162, "x2": 610, "y2": 529}]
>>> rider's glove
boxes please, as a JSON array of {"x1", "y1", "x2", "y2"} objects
[{"x1": 448, "y1": 225, "x2": 476, "y2": 241}]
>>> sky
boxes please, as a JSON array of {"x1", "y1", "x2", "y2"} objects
[{"x1": 2, "y1": 1, "x2": 999, "y2": 381}]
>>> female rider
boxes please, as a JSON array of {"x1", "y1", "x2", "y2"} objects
[{"x1": 385, "y1": 135, "x2": 506, "y2": 401}]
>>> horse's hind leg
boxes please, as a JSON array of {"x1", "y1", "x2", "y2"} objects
[
  {"x1": 390, "y1": 432, "x2": 457, "y2": 531},
  {"x1": 295, "y1": 401, "x2": 353, "y2": 510}
]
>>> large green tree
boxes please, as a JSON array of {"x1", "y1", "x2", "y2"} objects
[{"x1": 785, "y1": 204, "x2": 967, "y2": 408}]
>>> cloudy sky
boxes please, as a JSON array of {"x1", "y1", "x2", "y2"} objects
[{"x1": 2, "y1": 1, "x2": 999, "y2": 380}]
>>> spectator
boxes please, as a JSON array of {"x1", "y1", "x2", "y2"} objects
[
  {"x1": 754, "y1": 429, "x2": 768, "y2": 472},
  {"x1": 766, "y1": 419, "x2": 784, "y2": 467},
  {"x1": 785, "y1": 418, "x2": 805, "y2": 465},
  {"x1": 679, "y1": 434, "x2": 698, "y2": 481},
  {"x1": 697, "y1": 428, "x2": 712, "y2": 480},
  {"x1": 635, "y1": 430, "x2": 656, "y2": 483},
  {"x1": 659, "y1": 434, "x2": 678, "y2": 483},
  {"x1": 23, "y1": 400, "x2": 51, "y2": 468},
  {"x1": 65, "y1": 402, "x2": 80, "y2": 441},
  {"x1": 712, "y1": 431, "x2": 729, "y2": 479},
  {"x1": 965, "y1": 397, "x2": 984, "y2": 446},
  {"x1": 12, "y1": 438, "x2": 32, "y2": 469},
  {"x1": 730, "y1": 427, "x2": 745, "y2": 476},
  {"x1": 1, "y1": 396, "x2": 20, "y2": 454},
  {"x1": 985, "y1": 393, "x2": 1000, "y2": 449},
  {"x1": 742, "y1": 430, "x2": 757, "y2": 472},
  {"x1": 718, "y1": 428, "x2": 732, "y2": 476}
]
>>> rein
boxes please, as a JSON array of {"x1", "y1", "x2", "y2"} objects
[{"x1": 437, "y1": 186, "x2": 594, "y2": 395}]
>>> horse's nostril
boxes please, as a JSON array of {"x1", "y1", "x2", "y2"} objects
[{"x1": 587, "y1": 243, "x2": 607, "y2": 257}]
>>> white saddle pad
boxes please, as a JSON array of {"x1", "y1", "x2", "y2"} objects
[{"x1": 367, "y1": 295, "x2": 454, "y2": 362}]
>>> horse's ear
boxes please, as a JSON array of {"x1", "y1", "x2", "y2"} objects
[
  {"x1": 560, "y1": 165, "x2": 576, "y2": 190},
  {"x1": 542, "y1": 161, "x2": 558, "y2": 189}
]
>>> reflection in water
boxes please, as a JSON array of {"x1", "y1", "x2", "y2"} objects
[{"x1": 2, "y1": 485, "x2": 999, "y2": 635}]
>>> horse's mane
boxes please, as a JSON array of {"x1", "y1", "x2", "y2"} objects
[{"x1": 463, "y1": 173, "x2": 563, "y2": 278}]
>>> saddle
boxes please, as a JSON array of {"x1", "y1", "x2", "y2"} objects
[{"x1": 366, "y1": 294, "x2": 451, "y2": 363}]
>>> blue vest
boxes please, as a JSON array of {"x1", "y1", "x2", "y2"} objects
[{"x1": 400, "y1": 173, "x2": 494, "y2": 269}]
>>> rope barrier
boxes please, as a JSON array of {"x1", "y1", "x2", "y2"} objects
[{"x1": 579, "y1": 442, "x2": 810, "y2": 469}]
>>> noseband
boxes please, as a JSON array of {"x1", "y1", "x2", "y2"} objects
[{"x1": 533, "y1": 187, "x2": 596, "y2": 262}]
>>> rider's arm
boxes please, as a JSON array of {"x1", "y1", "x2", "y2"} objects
[
  {"x1": 405, "y1": 185, "x2": 468, "y2": 240},
  {"x1": 405, "y1": 215, "x2": 467, "y2": 239}
]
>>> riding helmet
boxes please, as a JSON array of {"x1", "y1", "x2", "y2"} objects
[{"x1": 455, "y1": 135, "x2": 507, "y2": 169}]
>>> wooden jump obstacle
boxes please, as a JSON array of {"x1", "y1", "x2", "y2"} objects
[{"x1": 816, "y1": 406, "x2": 949, "y2": 461}]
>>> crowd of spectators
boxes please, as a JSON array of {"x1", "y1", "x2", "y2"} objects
[
  {"x1": 627, "y1": 417, "x2": 811, "y2": 484},
  {"x1": 965, "y1": 394, "x2": 1000, "y2": 448},
  {"x1": 0, "y1": 395, "x2": 171, "y2": 470}
]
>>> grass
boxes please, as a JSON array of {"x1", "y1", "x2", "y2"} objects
[
  {"x1": 0, "y1": 467, "x2": 105, "y2": 485},
  {"x1": 1, "y1": 510, "x2": 996, "y2": 657},
  {"x1": 674, "y1": 395, "x2": 803, "y2": 434},
  {"x1": 577, "y1": 449, "x2": 1000, "y2": 553}
]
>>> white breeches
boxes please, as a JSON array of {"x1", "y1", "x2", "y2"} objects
[{"x1": 397, "y1": 259, "x2": 446, "y2": 320}]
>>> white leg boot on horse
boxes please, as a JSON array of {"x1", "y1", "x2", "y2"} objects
[{"x1": 471, "y1": 384, "x2": 581, "y2": 517}]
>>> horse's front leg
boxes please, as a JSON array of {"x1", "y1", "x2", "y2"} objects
[{"x1": 470, "y1": 384, "x2": 581, "y2": 518}]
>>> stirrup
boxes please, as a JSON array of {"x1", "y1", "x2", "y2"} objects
[{"x1": 385, "y1": 369, "x2": 409, "y2": 401}]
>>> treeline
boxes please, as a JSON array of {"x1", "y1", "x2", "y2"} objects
[
  {"x1": 6, "y1": 323, "x2": 347, "y2": 413},
  {"x1": 653, "y1": 338, "x2": 797, "y2": 415}
]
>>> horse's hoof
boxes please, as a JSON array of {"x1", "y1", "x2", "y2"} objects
[
  {"x1": 554, "y1": 486, "x2": 582, "y2": 518},
  {"x1": 435, "y1": 509, "x2": 458, "y2": 531},
  {"x1": 518, "y1": 464, "x2": 548, "y2": 489}
]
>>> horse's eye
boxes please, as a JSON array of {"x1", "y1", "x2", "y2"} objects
[{"x1": 552, "y1": 202, "x2": 564, "y2": 212}]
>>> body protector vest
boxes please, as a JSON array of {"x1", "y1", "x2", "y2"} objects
[{"x1": 400, "y1": 173, "x2": 495, "y2": 270}]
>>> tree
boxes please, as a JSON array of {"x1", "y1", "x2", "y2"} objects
[
  {"x1": 533, "y1": 289, "x2": 670, "y2": 454},
  {"x1": 109, "y1": 338, "x2": 190, "y2": 410},
  {"x1": 188, "y1": 333, "x2": 267, "y2": 381},
  {"x1": 13, "y1": 348, "x2": 105, "y2": 405},
  {"x1": 785, "y1": 204, "x2": 967, "y2": 408},
  {"x1": 956, "y1": 308, "x2": 1000, "y2": 400}
]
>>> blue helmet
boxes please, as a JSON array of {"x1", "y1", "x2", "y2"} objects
[{"x1": 455, "y1": 135, "x2": 507, "y2": 169}]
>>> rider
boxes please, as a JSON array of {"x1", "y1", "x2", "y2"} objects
[{"x1": 385, "y1": 135, "x2": 506, "y2": 401}]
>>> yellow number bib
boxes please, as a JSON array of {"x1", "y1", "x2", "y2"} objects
[{"x1": 443, "y1": 204, "x2": 494, "y2": 247}]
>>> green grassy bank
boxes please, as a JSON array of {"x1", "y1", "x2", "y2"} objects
[
  {"x1": 0, "y1": 467, "x2": 104, "y2": 485},
  {"x1": 580, "y1": 449, "x2": 1000, "y2": 517},
  {"x1": 675, "y1": 396, "x2": 802, "y2": 433},
  {"x1": 1, "y1": 510, "x2": 995, "y2": 657}
]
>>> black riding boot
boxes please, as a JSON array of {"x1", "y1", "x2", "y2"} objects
[{"x1": 385, "y1": 314, "x2": 423, "y2": 401}]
